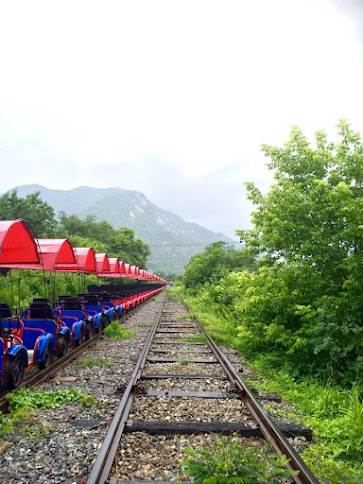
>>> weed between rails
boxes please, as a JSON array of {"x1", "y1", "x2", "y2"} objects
[
  {"x1": 103, "y1": 321, "x2": 134, "y2": 339},
  {"x1": 180, "y1": 435, "x2": 296, "y2": 483}
]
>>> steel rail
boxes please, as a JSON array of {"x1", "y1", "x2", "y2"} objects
[
  {"x1": 192, "y1": 315, "x2": 319, "y2": 484},
  {"x1": 87, "y1": 295, "x2": 166, "y2": 484}
]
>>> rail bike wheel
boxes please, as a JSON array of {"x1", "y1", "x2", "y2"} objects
[
  {"x1": 75, "y1": 326, "x2": 86, "y2": 346},
  {"x1": 99, "y1": 314, "x2": 108, "y2": 331},
  {"x1": 55, "y1": 333, "x2": 69, "y2": 357},
  {"x1": 84, "y1": 320, "x2": 95, "y2": 340},
  {"x1": 38, "y1": 340, "x2": 53, "y2": 369},
  {"x1": 3, "y1": 353, "x2": 27, "y2": 389}
]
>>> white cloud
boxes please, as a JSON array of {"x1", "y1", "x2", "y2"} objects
[{"x1": 0, "y1": 0, "x2": 363, "y2": 238}]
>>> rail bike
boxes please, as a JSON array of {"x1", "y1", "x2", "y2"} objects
[
  {"x1": 0, "y1": 303, "x2": 57, "y2": 388},
  {"x1": 0, "y1": 219, "x2": 166, "y2": 390}
]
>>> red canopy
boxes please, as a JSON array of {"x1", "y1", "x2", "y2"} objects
[
  {"x1": 123, "y1": 263, "x2": 131, "y2": 278},
  {"x1": 4, "y1": 238, "x2": 78, "y2": 271},
  {"x1": 103, "y1": 258, "x2": 121, "y2": 278},
  {"x1": 0, "y1": 219, "x2": 41, "y2": 267},
  {"x1": 145, "y1": 271, "x2": 152, "y2": 281},
  {"x1": 55, "y1": 247, "x2": 92, "y2": 274},
  {"x1": 37, "y1": 239, "x2": 77, "y2": 271},
  {"x1": 119, "y1": 261, "x2": 126, "y2": 277},
  {"x1": 129, "y1": 265, "x2": 139, "y2": 279},
  {"x1": 73, "y1": 248, "x2": 96, "y2": 274},
  {"x1": 95, "y1": 253, "x2": 110, "y2": 275},
  {"x1": 138, "y1": 269, "x2": 148, "y2": 280}
]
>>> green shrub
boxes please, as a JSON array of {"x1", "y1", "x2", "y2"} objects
[
  {"x1": 181, "y1": 436, "x2": 296, "y2": 483},
  {"x1": 1, "y1": 387, "x2": 96, "y2": 437},
  {"x1": 103, "y1": 321, "x2": 134, "y2": 339},
  {"x1": 7, "y1": 387, "x2": 95, "y2": 411}
]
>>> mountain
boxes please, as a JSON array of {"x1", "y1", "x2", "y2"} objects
[{"x1": 12, "y1": 185, "x2": 234, "y2": 274}]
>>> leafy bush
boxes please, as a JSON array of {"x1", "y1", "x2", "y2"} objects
[
  {"x1": 183, "y1": 241, "x2": 255, "y2": 290},
  {"x1": 208, "y1": 266, "x2": 363, "y2": 383}
]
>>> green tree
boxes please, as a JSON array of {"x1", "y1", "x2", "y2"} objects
[
  {"x1": 236, "y1": 121, "x2": 363, "y2": 382},
  {"x1": 58, "y1": 213, "x2": 150, "y2": 268},
  {"x1": 156, "y1": 271, "x2": 178, "y2": 281},
  {"x1": 109, "y1": 227, "x2": 150, "y2": 268},
  {"x1": 183, "y1": 241, "x2": 255, "y2": 290},
  {"x1": 58, "y1": 213, "x2": 115, "y2": 244},
  {"x1": 67, "y1": 235, "x2": 108, "y2": 253},
  {"x1": 0, "y1": 189, "x2": 57, "y2": 237}
]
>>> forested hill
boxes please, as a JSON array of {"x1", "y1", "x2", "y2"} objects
[{"x1": 11, "y1": 185, "x2": 233, "y2": 274}]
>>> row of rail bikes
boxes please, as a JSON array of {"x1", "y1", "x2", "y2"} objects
[
  {"x1": 87, "y1": 283, "x2": 165, "y2": 314},
  {"x1": 0, "y1": 285, "x2": 165, "y2": 390},
  {"x1": 0, "y1": 218, "x2": 166, "y2": 392},
  {"x1": 0, "y1": 293, "x2": 114, "y2": 390}
]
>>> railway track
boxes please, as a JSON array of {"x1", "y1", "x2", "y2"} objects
[{"x1": 88, "y1": 296, "x2": 319, "y2": 484}]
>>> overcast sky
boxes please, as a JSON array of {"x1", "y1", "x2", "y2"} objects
[{"x1": 1, "y1": 0, "x2": 363, "y2": 239}]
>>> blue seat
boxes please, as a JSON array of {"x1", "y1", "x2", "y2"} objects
[{"x1": 11, "y1": 319, "x2": 57, "y2": 349}]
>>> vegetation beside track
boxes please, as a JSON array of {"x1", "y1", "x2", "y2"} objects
[
  {"x1": 170, "y1": 120, "x2": 363, "y2": 484},
  {"x1": 169, "y1": 287, "x2": 363, "y2": 484},
  {"x1": 0, "y1": 387, "x2": 96, "y2": 437}
]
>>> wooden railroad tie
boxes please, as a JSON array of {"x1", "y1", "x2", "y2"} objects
[
  {"x1": 150, "y1": 349, "x2": 211, "y2": 354},
  {"x1": 141, "y1": 373, "x2": 227, "y2": 380},
  {"x1": 146, "y1": 357, "x2": 217, "y2": 364},
  {"x1": 150, "y1": 341, "x2": 206, "y2": 345},
  {"x1": 124, "y1": 420, "x2": 313, "y2": 441}
]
